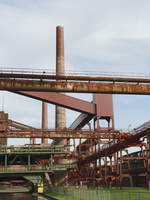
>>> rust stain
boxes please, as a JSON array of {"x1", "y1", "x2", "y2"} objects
[
  {"x1": 1, "y1": 131, "x2": 127, "y2": 139},
  {"x1": 0, "y1": 79, "x2": 150, "y2": 94}
]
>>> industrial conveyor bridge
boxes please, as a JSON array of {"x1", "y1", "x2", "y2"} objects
[{"x1": 0, "y1": 69, "x2": 150, "y2": 94}]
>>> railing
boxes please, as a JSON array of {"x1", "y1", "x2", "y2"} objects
[
  {"x1": 0, "y1": 67, "x2": 150, "y2": 79},
  {"x1": 0, "y1": 165, "x2": 52, "y2": 173},
  {"x1": 48, "y1": 163, "x2": 77, "y2": 170},
  {"x1": 0, "y1": 145, "x2": 66, "y2": 154},
  {"x1": 0, "y1": 163, "x2": 76, "y2": 174}
]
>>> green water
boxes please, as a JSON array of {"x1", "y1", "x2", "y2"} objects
[{"x1": 0, "y1": 193, "x2": 37, "y2": 200}]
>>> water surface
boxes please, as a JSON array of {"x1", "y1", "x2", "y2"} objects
[{"x1": 0, "y1": 193, "x2": 37, "y2": 200}]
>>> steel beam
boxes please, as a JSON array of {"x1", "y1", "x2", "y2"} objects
[
  {"x1": 41, "y1": 101, "x2": 48, "y2": 144},
  {"x1": 1, "y1": 128, "x2": 119, "y2": 133},
  {"x1": 0, "y1": 132, "x2": 127, "y2": 139},
  {"x1": 0, "y1": 79, "x2": 150, "y2": 94},
  {"x1": 123, "y1": 157, "x2": 146, "y2": 160},
  {"x1": 14, "y1": 91, "x2": 95, "y2": 114},
  {"x1": 11, "y1": 120, "x2": 34, "y2": 129}
]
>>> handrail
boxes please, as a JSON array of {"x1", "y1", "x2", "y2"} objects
[{"x1": 0, "y1": 67, "x2": 150, "y2": 79}]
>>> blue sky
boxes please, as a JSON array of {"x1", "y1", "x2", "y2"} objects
[{"x1": 0, "y1": 0, "x2": 150, "y2": 145}]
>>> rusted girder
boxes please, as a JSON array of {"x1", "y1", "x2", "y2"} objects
[
  {"x1": 5, "y1": 128, "x2": 118, "y2": 133},
  {"x1": 123, "y1": 157, "x2": 146, "y2": 160},
  {"x1": 1, "y1": 79, "x2": 150, "y2": 94},
  {"x1": 14, "y1": 91, "x2": 95, "y2": 114},
  {"x1": 0, "y1": 129, "x2": 127, "y2": 139},
  {"x1": 0, "y1": 133, "x2": 126, "y2": 139}
]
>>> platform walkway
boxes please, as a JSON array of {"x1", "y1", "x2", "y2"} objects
[{"x1": 0, "y1": 145, "x2": 76, "y2": 176}]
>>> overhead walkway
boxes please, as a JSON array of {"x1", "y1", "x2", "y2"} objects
[
  {"x1": 0, "y1": 145, "x2": 75, "y2": 176},
  {"x1": 0, "y1": 69, "x2": 150, "y2": 94}
]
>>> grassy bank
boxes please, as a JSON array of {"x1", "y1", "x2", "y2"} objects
[
  {"x1": 44, "y1": 187, "x2": 150, "y2": 200},
  {"x1": 45, "y1": 192, "x2": 80, "y2": 200}
]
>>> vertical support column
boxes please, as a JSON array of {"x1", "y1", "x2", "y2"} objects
[
  {"x1": 109, "y1": 156, "x2": 112, "y2": 172},
  {"x1": 28, "y1": 154, "x2": 31, "y2": 171},
  {"x1": 42, "y1": 102, "x2": 48, "y2": 144},
  {"x1": 50, "y1": 154, "x2": 53, "y2": 166},
  {"x1": 119, "y1": 150, "x2": 122, "y2": 188},
  {"x1": 104, "y1": 156, "x2": 107, "y2": 187},
  {"x1": 99, "y1": 157, "x2": 102, "y2": 180},
  {"x1": 79, "y1": 138, "x2": 81, "y2": 155},
  {"x1": 0, "y1": 111, "x2": 8, "y2": 145},
  {"x1": 116, "y1": 151, "x2": 119, "y2": 186},
  {"x1": 147, "y1": 136, "x2": 150, "y2": 189},
  {"x1": 5, "y1": 154, "x2": 7, "y2": 171},
  {"x1": 73, "y1": 139, "x2": 76, "y2": 152},
  {"x1": 30, "y1": 138, "x2": 35, "y2": 145},
  {"x1": 113, "y1": 152, "x2": 117, "y2": 185}
]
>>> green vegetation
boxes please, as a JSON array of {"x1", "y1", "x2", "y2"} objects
[
  {"x1": 45, "y1": 192, "x2": 80, "y2": 200},
  {"x1": 44, "y1": 187, "x2": 150, "y2": 200}
]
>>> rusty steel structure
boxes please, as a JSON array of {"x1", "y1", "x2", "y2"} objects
[
  {"x1": 0, "y1": 129, "x2": 127, "y2": 139},
  {"x1": 0, "y1": 26, "x2": 150, "y2": 189},
  {"x1": 0, "y1": 75, "x2": 150, "y2": 94},
  {"x1": 0, "y1": 111, "x2": 150, "y2": 187},
  {"x1": 0, "y1": 111, "x2": 8, "y2": 145},
  {"x1": 0, "y1": 93, "x2": 149, "y2": 188}
]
